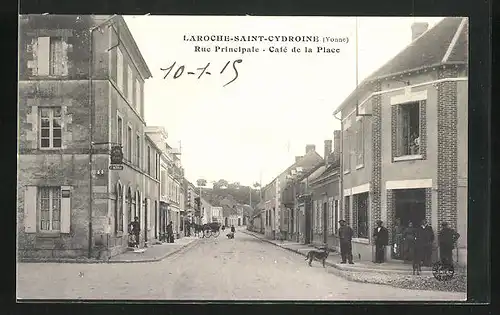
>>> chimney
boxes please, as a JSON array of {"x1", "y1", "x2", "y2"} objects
[
  {"x1": 333, "y1": 130, "x2": 341, "y2": 163},
  {"x1": 324, "y1": 140, "x2": 332, "y2": 165},
  {"x1": 305, "y1": 144, "x2": 316, "y2": 154},
  {"x1": 295, "y1": 156, "x2": 303, "y2": 163},
  {"x1": 411, "y1": 22, "x2": 428, "y2": 41}
]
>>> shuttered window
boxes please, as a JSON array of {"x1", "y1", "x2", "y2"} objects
[
  {"x1": 24, "y1": 186, "x2": 70, "y2": 233},
  {"x1": 36, "y1": 37, "x2": 67, "y2": 76},
  {"x1": 39, "y1": 187, "x2": 61, "y2": 231}
]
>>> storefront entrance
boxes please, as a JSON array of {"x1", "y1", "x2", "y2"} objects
[{"x1": 392, "y1": 188, "x2": 426, "y2": 260}]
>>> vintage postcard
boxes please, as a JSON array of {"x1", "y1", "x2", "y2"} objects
[{"x1": 17, "y1": 15, "x2": 468, "y2": 301}]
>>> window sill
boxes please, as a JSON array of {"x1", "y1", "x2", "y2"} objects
[
  {"x1": 37, "y1": 232, "x2": 61, "y2": 238},
  {"x1": 343, "y1": 170, "x2": 351, "y2": 175},
  {"x1": 352, "y1": 237, "x2": 370, "y2": 244},
  {"x1": 393, "y1": 154, "x2": 423, "y2": 162},
  {"x1": 356, "y1": 164, "x2": 365, "y2": 170}
]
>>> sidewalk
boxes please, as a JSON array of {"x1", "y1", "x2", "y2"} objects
[
  {"x1": 242, "y1": 229, "x2": 433, "y2": 275},
  {"x1": 108, "y1": 236, "x2": 199, "y2": 263}
]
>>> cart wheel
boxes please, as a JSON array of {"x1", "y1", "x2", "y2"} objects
[
  {"x1": 212, "y1": 229, "x2": 220, "y2": 238},
  {"x1": 204, "y1": 229, "x2": 211, "y2": 238}
]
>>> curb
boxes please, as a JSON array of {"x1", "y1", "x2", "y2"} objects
[
  {"x1": 108, "y1": 238, "x2": 200, "y2": 263},
  {"x1": 19, "y1": 238, "x2": 200, "y2": 264},
  {"x1": 242, "y1": 230, "x2": 433, "y2": 275}
]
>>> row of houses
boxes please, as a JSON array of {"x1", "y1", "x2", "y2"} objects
[
  {"x1": 250, "y1": 18, "x2": 468, "y2": 266},
  {"x1": 17, "y1": 15, "x2": 205, "y2": 260}
]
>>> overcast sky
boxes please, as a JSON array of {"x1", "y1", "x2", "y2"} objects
[{"x1": 124, "y1": 16, "x2": 444, "y2": 187}]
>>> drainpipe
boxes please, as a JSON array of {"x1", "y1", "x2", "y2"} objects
[{"x1": 333, "y1": 113, "x2": 343, "y2": 223}]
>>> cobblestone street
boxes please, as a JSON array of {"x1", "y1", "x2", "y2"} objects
[{"x1": 17, "y1": 232, "x2": 466, "y2": 301}]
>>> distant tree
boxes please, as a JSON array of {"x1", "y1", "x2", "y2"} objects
[
  {"x1": 217, "y1": 179, "x2": 229, "y2": 188},
  {"x1": 197, "y1": 179, "x2": 207, "y2": 187}
]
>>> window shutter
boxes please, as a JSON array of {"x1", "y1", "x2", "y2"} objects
[
  {"x1": 37, "y1": 37, "x2": 50, "y2": 76},
  {"x1": 24, "y1": 186, "x2": 37, "y2": 233},
  {"x1": 60, "y1": 186, "x2": 72, "y2": 233},
  {"x1": 123, "y1": 198, "x2": 128, "y2": 234}
]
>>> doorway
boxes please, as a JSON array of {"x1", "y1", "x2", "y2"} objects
[
  {"x1": 225, "y1": 217, "x2": 228, "y2": 227},
  {"x1": 394, "y1": 188, "x2": 426, "y2": 227},
  {"x1": 238, "y1": 218, "x2": 241, "y2": 226}
]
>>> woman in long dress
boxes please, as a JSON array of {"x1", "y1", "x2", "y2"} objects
[{"x1": 393, "y1": 219, "x2": 404, "y2": 259}]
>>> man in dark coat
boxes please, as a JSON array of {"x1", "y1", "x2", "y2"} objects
[
  {"x1": 338, "y1": 220, "x2": 354, "y2": 264},
  {"x1": 438, "y1": 222, "x2": 460, "y2": 266},
  {"x1": 373, "y1": 220, "x2": 389, "y2": 263},
  {"x1": 419, "y1": 220, "x2": 435, "y2": 266},
  {"x1": 166, "y1": 221, "x2": 174, "y2": 243}
]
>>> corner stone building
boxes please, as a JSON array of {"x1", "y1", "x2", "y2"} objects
[
  {"x1": 334, "y1": 17, "x2": 468, "y2": 265},
  {"x1": 18, "y1": 15, "x2": 155, "y2": 260}
]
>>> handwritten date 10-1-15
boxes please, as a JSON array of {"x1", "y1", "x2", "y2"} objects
[{"x1": 160, "y1": 60, "x2": 243, "y2": 87}]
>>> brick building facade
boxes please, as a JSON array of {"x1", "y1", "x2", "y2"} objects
[
  {"x1": 333, "y1": 18, "x2": 468, "y2": 265},
  {"x1": 18, "y1": 15, "x2": 156, "y2": 260}
]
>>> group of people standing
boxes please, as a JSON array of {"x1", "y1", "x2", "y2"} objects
[
  {"x1": 337, "y1": 217, "x2": 460, "y2": 268},
  {"x1": 128, "y1": 217, "x2": 176, "y2": 248},
  {"x1": 393, "y1": 219, "x2": 460, "y2": 267}
]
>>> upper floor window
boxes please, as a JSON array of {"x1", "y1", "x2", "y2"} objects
[
  {"x1": 136, "y1": 134, "x2": 140, "y2": 166},
  {"x1": 117, "y1": 116, "x2": 123, "y2": 146},
  {"x1": 127, "y1": 126, "x2": 132, "y2": 162},
  {"x1": 40, "y1": 107, "x2": 62, "y2": 149},
  {"x1": 395, "y1": 102, "x2": 420, "y2": 157},
  {"x1": 355, "y1": 119, "x2": 365, "y2": 167},
  {"x1": 136, "y1": 79, "x2": 142, "y2": 115},
  {"x1": 343, "y1": 131, "x2": 351, "y2": 172},
  {"x1": 116, "y1": 48, "x2": 124, "y2": 92},
  {"x1": 35, "y1": 37, "x2": 67, "y2": 76},
  {"x1": 127, "y1": 66, "x2": 134, "y2": 103},
  {"x1": 147, "y1": 146, "x2": 151, "y2": 175}
]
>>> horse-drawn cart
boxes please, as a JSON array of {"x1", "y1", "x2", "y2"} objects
[{"x1": 193, "y1": 222, "x2": 221, "y2": 238}]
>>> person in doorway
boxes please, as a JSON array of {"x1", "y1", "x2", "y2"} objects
[
  {"x1": 438, "y1": 222, "x2": 460, "y2": 267},
  {"x1": 402, "y1": 222, "x2": 416, "y2": 263},
  {"x1": 130, "y1": 217, "x2": 140, "y2": 248},
  {"x1": 420, "y1": 220, "x2": 435, "y2": 267},
  {"x1": 373, "y1": 220, "x2": 389, "y2": 263},
  {"x1": 338, "y1": 220, "x2": 354, "y2": 264},
  {"x1": 167, "y1": 221, "x2": 174, "y2": 243},
  {"x1": 392, "y1": 219, "x2": 404, "y2": 259}
]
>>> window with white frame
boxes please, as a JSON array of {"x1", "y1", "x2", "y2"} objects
[
  {"x1": 39, "y1": 187, "x2": 61, "y2": 231},
  {"x1": 136, "y1": 134, "x2": 140, "y2": 166},
  {"x1": 127, "y1": 66, "x2": 134, "y2": 103},
  {"x1": 116, "y1": 48, "x2": 124, "y2": 92},
  {"x1": 356, "y1": 119, "x2": 364, "y2": 166},
  {"x1": 40, "y1": 107, "x2": 62, "y2": 149},
  {"x1": 117, "y1": 116, "x2": 123, "y2": 146},
  {"x1": 396, "y1": 102, "x2": 420, "y2": 156},
  {"x1": 35, "y1": 37, "x2": 68, "y2": 76},
  {"x1": 136, "y1": 79, "x2": 141, "y2": 114},
  {"x1": 147, "y1": 146, "x2": 151, "y2": 175},
  {"x1": 343, "y1": 131, "x2": 351, "y2": 172},
  {"x1": 127, "y1": 126, "x2": 132, "y2": 162},
  {"x1": 161, "y1": 170, "x2": 167, "y2": 196}
]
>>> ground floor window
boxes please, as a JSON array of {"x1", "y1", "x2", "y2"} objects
[
  {"x1": 334, "y1": 200, "x2": 339, "y2": 234},
  {"x1": 355, "y1": 192, "x2": 369, "y2": 238},
  {"x1": 39, "y1": 186, "x2": 61, "y2": 231}
]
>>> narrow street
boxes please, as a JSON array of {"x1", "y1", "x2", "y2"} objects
[{"x1": 17, "y1": 232, "x2": 465, "y2": 301}]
